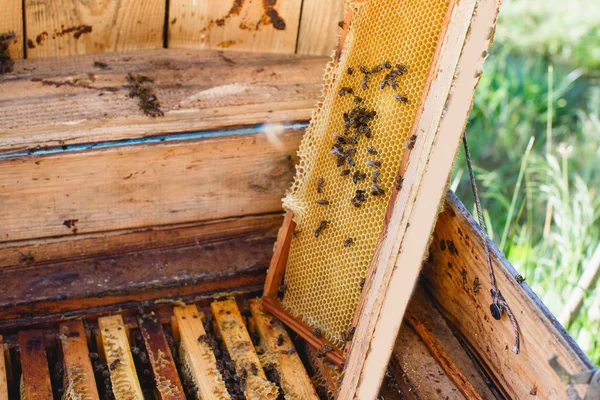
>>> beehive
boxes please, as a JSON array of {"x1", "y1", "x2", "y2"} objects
[{"x1": 281, "y1": 0, "x2": 450, "y2": 347}]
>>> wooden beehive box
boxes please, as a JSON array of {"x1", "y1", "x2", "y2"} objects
[{"x1": 0, "y1": 0, "x2": 595, "y2": 399}]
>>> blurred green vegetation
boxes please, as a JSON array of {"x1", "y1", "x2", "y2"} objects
[{"x1": 452, "y1": 0, "x2": 600, "y2": 364}]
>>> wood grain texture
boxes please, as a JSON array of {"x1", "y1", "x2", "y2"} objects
[
  {"x1": 340, "y1": 0, "x2": 499, "y2": 397},
  {"x1": 138, "y1": 315, "x2": 185, "y2": 400},
  {"x1": 17, "y1": 330, "x2": 53, "y2": 400},
  {"x1": 0, "y1": 0, "x2": 23, "y2": 60},
  {"x1": 58, "y1": 321, "x2": 100, "y2": 400},
  {"x1": 0, "y1": 131, "x2": 300, "y2": 243},
  {"x1": 0, "y1": 336, "x2": 7, "y2": 400},
  {"x1": 24, "y1": 0, "x2": 165, "y2": 58},
  {"x1": 263, "y1": 211, "x2": 295, "y2": 297},
  {"x1": 0, "y1": 49, "x2": 325, "y2": 153},
  {"x1": 249, "y1": 299, "x2": 318, "y2": 399},
  {"x1": 421, "y1": 191, "x2": 592, "y2": 399},
  {"x1": 172, "y1": 305, "x2": 231, "y2": 399},
  {"x1": 296, "y1": 0, "x2": 345, "y2": 56},
  {"x1": 211, "y1": 299, "x2": 278, "y2": 400},
  {"x1": 168, "y1": 0, "x2": 302, "y2": 53},
  {"x1": 98, "y1": 314, "x2": 144, "y2": 400}
]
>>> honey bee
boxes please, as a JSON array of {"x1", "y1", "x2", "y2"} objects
[
  {"x1": 380, "y1": 76, "x2": 390, "y2": 90},
  {"x1": 285, "y1": 348, "x2": 296, "y2": 355},
  {"x1": 250, "y1": 363, "x2": 258, "y2": 375},
  {"x1": 316, "y1": 351, "x2": 323, "y2": 358},
  {"x1": 347, "y1": 67, "x2": 354, "y2": 75},
  {"x1": 396, "y1": 64, "x2": 408, "y2": 73},
  {"x1": 340, "y1": 169, "x2": 351, "y2": 177},
  {"x1": 372, "y1": 169, "x2": 380, "y2": 183},
  {"x1": 292, "y1": 230, "x2": 300, "y2": 238},
  {"x1": 365, "y1": 110, "x2": 377, "y2": 119},
  {"x1": 395, "y1": 94, "x2": 409, "y2": 103},
  {"x1": 358, "y1": 65, "x2": 369, "y2": 74},
  {"x1": 371, "y1": 184, "x2": 385, "y2": 196},
  {"x1": 346, "y1": 156, "x2": 356, "y2": 167},
  {"x1": 314, "y1": 220, "x2": 328, "y2": 237},
  {"x1": 515, "y1": 274, "x2": 525, "y2": 284},
  {"x1": 278, "y1": 283, "x2": 287, "y2": 294},
  {"x1": 316, "y1": 199, "x2": 330, "y2": 205},
  {"x1": 19, "y1": 251, "x2": 34, "y2": 263},
  {"x1": 109, "y1": 359, "x2": 121, "y2": 371},
  {"x1": 352, "y1": 170, "x2": 366, "y2": 184},
  {"x1": 341, "y1": 327, "x2": 355, "y2": 341},
  {"x1": 367, "y1": 146, "x2": 378, "y2": 155},
  {"x1": 472, "y1": 277, "x2": 481, "y2": 293},
  {"x1": 395, "y1": 175, "x2": 404, "y2": 190},
  {"x1": 405, "y1": 134, "x2": 417, "y2": 149},
  {"x1": 335, "y1": 135, "x2": 347, "y2": 144},
  {"x1": 371, "y1": 65, "x2": 383, "y2": 73},
  {"x1": 367, "y1": 160, "x2": 381, "y2": 167},
  {"x1": 277, "y1": 334, "x2": 284, "y2": 346},
  {"x1": 338, "y1": 20, "x2": 345, "y2": 28},
  {"x1": 359, "y1": 278, "x2": 366, "y2": 289},
  {"x1": 361, "y1": 75, "x2": 369, "y2": 90},
  {"x1": 316, "y1": 177, "x2": 324, "y2": 193},
  {"x1": 322, "y1": 344, "x2": 333, "y2": 352},
  {"x1": 313, "y1": 328, "x2": 322, "y2": 338},
  {"x1": 339, "y1": 87, "x2": 354, "y2": 96},
  {"x1": 354, "y1": 96, "x2": 363, "y2": 104},
  {"x1": 343, "y1": 237, "x2": 354, "y2": 247},
  {"x1": 383, "y1": 61, "x2": 392, "y2": 69}
]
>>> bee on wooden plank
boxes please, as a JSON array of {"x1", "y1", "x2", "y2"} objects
[
  {"x1": 515, "y1": 274, "x2": 525, "y2": 284},
  {"x1": 341, "y1": 327, "x2": 355, "y2": 342},
  {"x1": 395, "y1": 175, "x2": 404, "y2": 190},
  {"x1": 405, "y1": 134, "x2": 417, "y2": 149},
  {"x1": 109, "y1": 359, "x2": 121, "y2": 371},
  {"x1": 19, "y1": 251, "x2": 34, "y2": 263},
  {"x1": 314, "y1": 221, "x2": 328, "y2": 237},
  {"x1": 395, "y1": 94, "x2": 409, "y2": 103},
  {"x1": 313, "y1": 328, "x2": 322, "y2": 338},
  {"x1": 338, "y1": 20, "x2": 345, "y2": 28},
  {"x1": 322, "y1": 344, "x2": 333, "y2": 352},
  {"x1": 367, "y1": 160, "x2": 381, "y2": 167},
  {"x1": 344, "y1": 237, "x2": 354, "y2": 247},
  {"x1": 359, "y1": 278, "x2": 366, "y2": 289},
  {"x1": 472, "y1": 278, "x2": 481, "y2": 293},
  {"x1": 316, "y1": 199, "x2": 330, "y2": 206},
  {"x1": 316, "y1": 177, "x2": 325, "y2": 193}
]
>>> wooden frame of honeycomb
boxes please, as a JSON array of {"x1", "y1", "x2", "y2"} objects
[{"x1": 261, "y1": 0, "x2": 502, "y2": 397}]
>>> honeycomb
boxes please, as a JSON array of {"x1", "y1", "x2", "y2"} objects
[{"x1": 282, "y1": 0, "x2": 451, "y2": 347}]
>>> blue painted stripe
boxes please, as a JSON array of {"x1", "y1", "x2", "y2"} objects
[{"x1": 0, "y1": 122, "x2": 309, "y2": 160}]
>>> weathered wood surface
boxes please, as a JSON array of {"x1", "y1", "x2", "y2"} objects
[
  {"x1": 138, "y1": 314, "x2": 186, "y2": 400},
  {"x1": 0, "y1": 130, "x2": 300, "y2": 243},
  {"x1": 168, "y1": 0, "x2": 302, "y2": 54},
  {"x1": 17, "y1": 330, "x2": 53, "y2": 400},
  {"x1": 0, "y1": 232, "x2": 274, "y2": 323},
  {"x1": 341, "y1": 0, "x2": 500, "y2": 397},
  {"x1": 58, "y1": 321, "x2": 101, "y2": 400},
  {"x1": 172, "y1": 305, "x2": 231, "y2": 399},
  {"x1": 296, "y1": 0, "x2": 345, "y2": 56},
  {"x1": 98, "y1": 314, "x2": 144, "y2": 399},
  {"x1": 211, "y1": 299, "x2": 278, "y2": 400},
  {"x1": 0, "y1": 0, "x2": 23, "y2": 60},
  {"x1": 421, "y1": 191, "x2": 592, "y2": 399},
  {"x1": 0, "y1": 336, "x2": 7, "y2": 400},
  {"x1": 249, "y1": 299, "x2": 318, "y2": 399},
  {"x1": 24, "y1": 0, "x2": 165, "y2": 58},
  {"x1": 0, "y1": 49, "x2": 325, "y2": 153}
]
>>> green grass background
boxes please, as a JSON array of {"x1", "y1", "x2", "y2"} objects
[{"x1": 453, "y1": 0, "x2": 600, "y2": 363}]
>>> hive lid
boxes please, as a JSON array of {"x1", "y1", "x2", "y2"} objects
[{"x1": 261, "y1": 0, "x2": 501, "y2": 397}]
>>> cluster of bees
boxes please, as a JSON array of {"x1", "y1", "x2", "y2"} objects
[
  {"x1": 126, "y1": 73, "x2": 164, "y2": 118},
  {"x1": 88, "y1": 351, "x2": 116, "y2": 400}
]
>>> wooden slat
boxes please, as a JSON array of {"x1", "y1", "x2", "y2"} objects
[
  {"x1": 263, "y1": 211, "x2": 295, "y2": 297},
  {"x1": 168, "y1": 0, "x2": 302, "y2": 54},
  {"x1": 17, "y1": 330, "x2": 52, "y2": 400},
  {"x1": 0, "y1": 336, "x2": 7, "y2": 400},
  {"x1": 0, "y1": 130, "x2": 300, "y2": 243},
  {"x1": 0, "y1": 0, "x2": 23, "y2": 60},
  {"x1": 421, "y1": 191, "x2": 593, "y2": 399},
  {"x1": 24, "y1": 0, "x2": 165, "y2": 58},
  {"x1": 211, "y1": 299, "x2": 279, "y2": 399},
  {"x1": 0, "y1": 49, "x2": 324, "y2": 153},
  {"x1": 296, "y1": 0, "x2": 345, "y2": 56},
  {"x1": 58, "y1": 321, "x2": 100, "y2": 400},
  {"x1": 340, "y1": 0, "x2": 500, "y2": 397},
  {"x1": 249, "y1": 299, "x2": 318, "y2": 399},
  {"x1": 138, "y1": 315, "x2": 185, "y2": 400},
  {"x1": 172, "y1": 305, "x2": 231, "y2": 399},
  {"x1": 97, "y1": 314, "x2": 144, "y2": 400}
]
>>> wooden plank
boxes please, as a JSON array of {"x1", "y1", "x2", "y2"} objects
[
  {"x1": 138, "y1": 314, "x2": 185, "y2": 400},
  {"x1": 0, "y1": 130, "x2": 300, "y2": 243},
  {"x1": 296, "y1": 0, "x2": 345, "y2": 56},
  {"x1": 168, "y1": 0, "x2": 302, "y2": 54},
  {"x1": 263, "y1": 212, "x2": 295, "y2": 297},
  {"x1": 58, "y1": 321, "x2": 100, "y2": 400},
  {"x1": 249, "y1": 299, "x2": 318, "y2": 399},
  {"x1": 97, "y1": 314, "x2": 144, "y2": 400},
  {"x1": 340, "y1": 0, "x2": 500, "y2": 397},
  {"x1": 0, "y1": 234, "x2": 271, "y2": 323},
  {"x1": 261, "y1": 297, "x2": 344, "y2": 366},
  {"x1": 211, "y1": 299, "x2": 279, "y2": 399},
  {"x1": 24, "y1": 0, "x2": 165, "y2": 58},
  {"x1": 0, "y1": 336, "x2": 7, "y2": 400},
  {"x1": 420, "y1": 191, "x2": 593, "y2": 399},
  {"x1": 172, "y1": 305, "x2": 231, "y2": 399},
  {"x1": 0, "y1": 0, "x2": 23, "y2": 61},
  {"x1": 17, "y1": 330, "x2": 53, "y2": 400},
  {"x1": 0, "y1": 49, "x2": 324, "y2": 154},
  {"x1": 406, "y1": 286, "x2": 498, "y2": 399}
]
